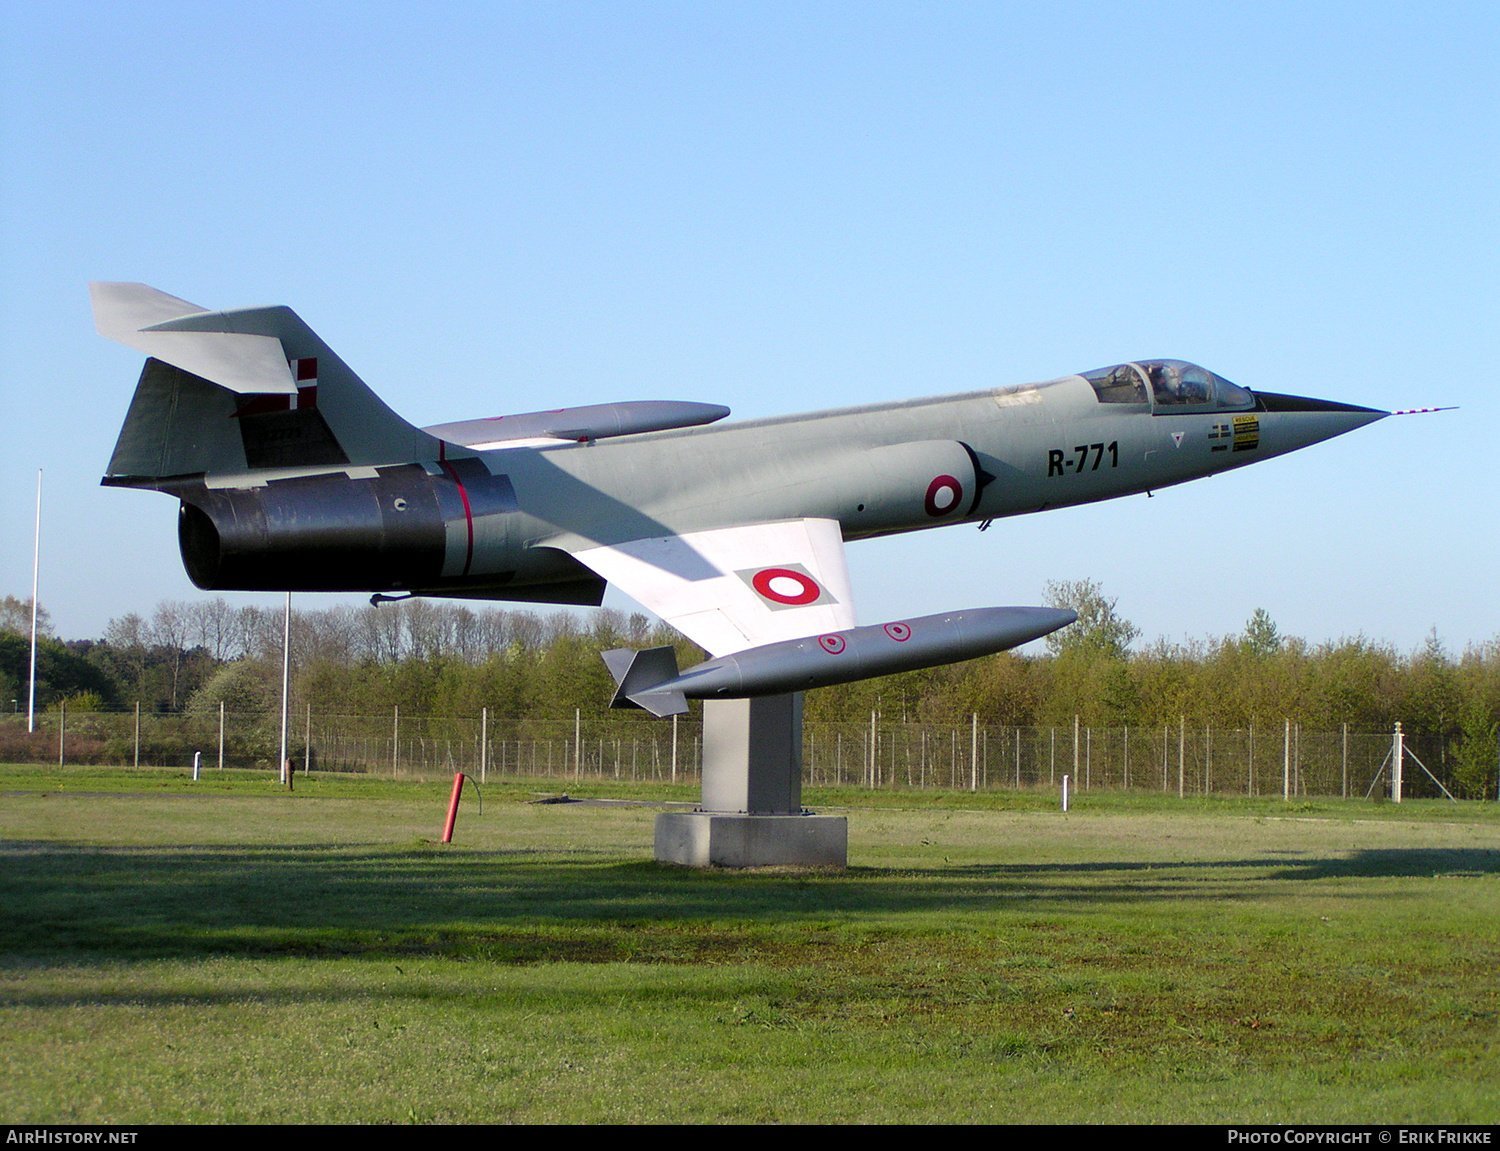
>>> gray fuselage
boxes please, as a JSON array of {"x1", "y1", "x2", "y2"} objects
[{"x1": 455, "y1": 371, "x2": 1383, "y2": 594}]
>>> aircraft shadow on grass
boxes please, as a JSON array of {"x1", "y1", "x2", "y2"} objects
[{"x1": 2, "y1": 841, "x2": 1495, "y2": 977}]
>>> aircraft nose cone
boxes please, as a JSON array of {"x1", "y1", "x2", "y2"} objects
[
  {"x1": 1255, "y1": 392, "x2": 1389, "y2": 419},
  {"x1": 1250, "y1": 391, "x2": 1388, "y2": 454}
]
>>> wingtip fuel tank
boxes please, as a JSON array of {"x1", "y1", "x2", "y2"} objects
[{"x1": 604, "y1": 606, "x2": 1077, "y2": 717}]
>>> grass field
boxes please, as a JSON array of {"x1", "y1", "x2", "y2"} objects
[{"x1": 1, "y1": 765, "x2": 1497, "y2": 1124}]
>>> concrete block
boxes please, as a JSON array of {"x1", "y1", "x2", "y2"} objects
[
  {"x1": 701, "y1": 694, "x2": 802, "y2": 814},
  {"x1": 655, "y1": 811, "x2": 847, "y2": 869}
]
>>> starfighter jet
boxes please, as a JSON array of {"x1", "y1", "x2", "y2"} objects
[{"x1": 93, "y1": 282, "x2": 1386, "y2": 711}]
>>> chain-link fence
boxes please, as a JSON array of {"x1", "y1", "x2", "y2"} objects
[
  {"x1": 806, "y1": 719, "x2": 1462, "y2": 799},
  {"x1": 2, "y1": 707, "x2": 1480, "y2": 799}
]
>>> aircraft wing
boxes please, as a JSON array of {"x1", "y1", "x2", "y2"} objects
[
  {"x1": 425, "y1": 401, "x2": 730, "y2": 447},
  {"x1": 569, "y1": 518, "x2": 855, "y2": 657}
]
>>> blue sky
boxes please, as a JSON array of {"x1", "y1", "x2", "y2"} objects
[{"x1": 2, "y1": 2, "x2": 1495, "y2": 651}]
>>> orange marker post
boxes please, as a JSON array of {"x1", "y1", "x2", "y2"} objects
[{"x1": 441, "y1": 772, "x2": 466, "y2": 843}]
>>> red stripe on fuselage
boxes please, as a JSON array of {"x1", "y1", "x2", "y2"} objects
[{"x1": 439, "y1": 459, "x2": 474, "y2": 577}]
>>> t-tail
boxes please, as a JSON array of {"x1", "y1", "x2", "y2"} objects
[
  {"x1": 91, "y1": 283, "x2": 560, "y2": 599},
  {"x1": 93, "y1": 282, "x2": 440, "y2": 487}
]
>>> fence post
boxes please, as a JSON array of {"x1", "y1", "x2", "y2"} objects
[
  {"x1": 1204, "y1": 723, "x2": 1211, "y2": 796},
  {"x1": 1342, "y1": 722, "x2": 1348, "y2": 799},
  {"x1": 1392, "y1": 721, "x2": 1404, "y2": 803},
  {"x1": 1072, "y1": 715, "x2": 1080, "y2": 790},
  {"x1": 1178, "y1": 716, "x2": 1185, "y2": 799},
  {"x1": 970, "y1": 713, "x2": 978, "y2": 792},
  {"x1": 1247, "y1": 722, "x2": 1254, "y2": 797},
  {"x1": 218, "y1": 701, "x2": 225, "y2": 770},
  {"x1": 1283, "y1": 718, "x2": 1291, "y2": 801}
]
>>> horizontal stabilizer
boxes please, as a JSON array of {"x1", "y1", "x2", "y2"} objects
[
  {"x1": 95, "y1": 282, "x2": 443, "y2": 482},
  {"x1": 601, "y1": 645, "x2": 688, "y2": 717},
  {"x1": 91, "y1": 282, "x2": 296, "y2": 395}
]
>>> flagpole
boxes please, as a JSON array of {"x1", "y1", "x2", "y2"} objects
[{"x1": 27, "y1": 470, "x2": 41, "y2": 733}]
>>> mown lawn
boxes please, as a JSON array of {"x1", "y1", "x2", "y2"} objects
[{"x1": 1, "y1": 765, "x2": 1496, "y2": 1123}]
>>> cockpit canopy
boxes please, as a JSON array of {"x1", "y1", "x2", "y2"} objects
[{"x1": 1082, "y1": 360, "x2": 1255, "y2": 411}]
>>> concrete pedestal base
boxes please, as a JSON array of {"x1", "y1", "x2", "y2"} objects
[{"x1": 655, "y1": 811, "x2": 847, "y2": 868}]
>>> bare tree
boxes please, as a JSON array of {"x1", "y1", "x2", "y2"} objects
[
  {"x1": 508, "y1": 612, "x2": 544, "y2": 650},
  {"x1": 301, "y1": 604, "x2": 360, "y2": 665},
  {"x1": 361, "y1": 600, "x2": 408, "y2": 663},
  {"x1": 542, "y1": 611, "x2": 580, "y2": 643},
  {"x1": 450, "y1": 606, "x2": 482, "y2": 663},
  {"x1": 147, "y1": 602, "x2": 199, "y2": 709},
  {"x1": 0, "y1": 595, "x2": 50, "y2": 638},
  {"x1": 405, "y1": 599, "x2": 452, "y2": 661},
  {"x1": 189, "y1": 597, "x2": 242, "y2": 662},
  {"x1": 236, "y1": 605, "x2": 280, "y2": 661},
  {"x1": 626, "y1": 613, "x2": 652, "y2": 645}
]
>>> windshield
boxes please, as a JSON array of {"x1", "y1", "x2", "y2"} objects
[{"x1": 1082, "y1": 360, "x2": 1254, "y2": 411}]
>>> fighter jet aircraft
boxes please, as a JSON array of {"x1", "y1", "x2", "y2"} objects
[{"x1": 93, "y1": 282, "x2": 1387, "y2": 710}]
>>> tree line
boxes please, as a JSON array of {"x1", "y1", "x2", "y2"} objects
[{"x1": 2, "y1": 585, "x2": 1496, "y2": 794}]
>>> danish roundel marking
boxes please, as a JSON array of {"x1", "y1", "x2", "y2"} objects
[
  {"x1": 751, "y1": 567, "x2": 822, "y2": 605},
  {"x1": 884, "y1": 622, "x2": 912, "y2": 642},
  {"x1": 924, "y1": 474, "x2": 963, "y2": 517},
  {"x1": 818, "y1": 634, "x2": 847, "y2": 654}
]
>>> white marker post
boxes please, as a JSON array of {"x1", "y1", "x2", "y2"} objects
[
  {"x1": 1061, "y1": 773, "x2": 1070, "y2": 812},
  {"x1": 193, "y1": 751, "x2": 201, "y2": 781},
  {"x1": 279, "y1": 592, "x2": 291, "y2": 786}
]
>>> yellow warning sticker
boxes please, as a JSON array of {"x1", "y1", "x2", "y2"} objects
[{"x1": 1232, "y1": 414, "x2": 1260, "y2": 452}]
